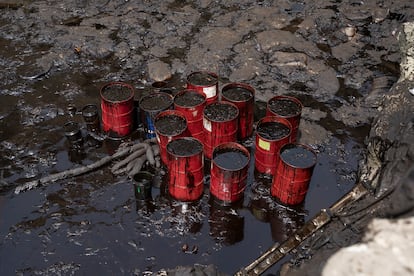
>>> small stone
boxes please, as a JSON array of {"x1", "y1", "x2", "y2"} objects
[
  {"x1": 331, "y1": 42, "x2": 359, "y2": 62},
  {"x1": 181, "y1": 243, "x2": 188, "y2": 252},
  {"x1": 270, "y1": 51, "x2": 308, "y2": 67},
  {"x1": 372, "y1": 8, "x2": 389, "y2": 23},
  {"x1": 344, "y1": 26, "x2": 356, "y2": 38},
  {"x1": 147, "y1": 60, "x2": 172, "y2": 82}
]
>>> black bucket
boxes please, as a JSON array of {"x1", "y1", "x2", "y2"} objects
[{"x1": 133, "y1": 171, "x2": 153, "y2": 201}]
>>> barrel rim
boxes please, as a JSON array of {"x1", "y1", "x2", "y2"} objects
[
  {"x1": 100, "y1": 81, "x2": 135, "y2": 103},
  {"x1": 154, "y1": 110, "x2": 188, "y2": 136},
  {"x1": 221, "y1": 82, "x2": 255, "y2": 103},
  {"x1": 139, "y1": 92, "x2": 174, "y2": 113},
  {"x1": 186, "y1": 71, "x2": 218, "y2": 87},
  {"x1": 81, "y1": 104, "x2": 99, "y2": 118},
  {"x1": 203, "y1": 101, "x2": 239, "y2": 122},
  {"x1": 267, "y1": 95, "x2": 303, "y2": 118},
  {"x1": 174, "y1": 89, "x2": 207, "y2": 109},
  {"x1": 278, "y1": 143, "x2": 317, "y2": 169},
  {"x1": 166, "y1": 137, "x2": 204, "y2": 158},
  {"x1": 256, "y1": 116, "x2": 292, "y2": 141},
  {"x1": 132, "y1": 171, "x2": 154, "y2": 183},
  {"x1": 63, "y1": 121, "x2": 81, "y2": 136},
  {"x1": 212, "y1": 142, "x2": 250, "y2": 172}
]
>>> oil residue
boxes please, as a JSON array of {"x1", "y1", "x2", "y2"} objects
[
  {"x1": 280, "y1": 144, "x2": 317, "y2": 168},
  {"x1": 256, "y1": 121, "x2": 291, "y2": 140},
  {"x1": 213, "y1": 148, "x2": 249, "y2": 170}
]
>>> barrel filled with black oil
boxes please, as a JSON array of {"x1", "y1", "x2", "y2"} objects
[
  {"x1": 186, "y1": 71, "x2": 219, "y2": 105},
  {"x1": 100, "y1": 82, "x2": 135, "y2": 138},
  {"x1": 166, "y1": 137, "x2": 204, "y2": 201},
  {"x1": 203, "y1": 102, "x2": 239, "y2": 159},
  {"x1": 255, "y1": 116, "x2": 292, "y2": 175},
  {"x1": 174, "y1": 89, "x2": 206, "y2": 144},
  {"x1": 221, "y1": 82, "x2": 255, "y2": 140},
  {"x1": 210, "y1": 142, "x2": 250, "y2": 204},
  {"x1": 139, "y1": 92, "x2": 173, "y2": 139},
  {"x1": 266, "y1": 95, "x2": 302, "y2": 142},
  {"x1": 271, "y1": 143, "x2": 317, "y2": 205},
  {"x1": 154, "y1": 110, "x2": 188, "y2": 166}
]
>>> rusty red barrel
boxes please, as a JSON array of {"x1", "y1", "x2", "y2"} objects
[
  {"x1": 154, "y1": 110, "x2": 188, "y2": 166},
  {"x1": 271, "y1": 143, "x2": 317, "y2": 205},
  {"x1": 186, "y1": 71, "x2": 219, "y2": 105},
  {"x1": 100, "y1": 82, "x2": 135, "y2": 138},
  {"x1": 173, "y1": 89, "x2": 207, "y2": 144},
  {"x1": 203, "y1": 102, "x2": 239, "y2": 159},
  {"x1": 266, "y1": 95, "x2": 303, "y2": 142},
  {"x1": 255, "y1": 116, "x2": 291, "y2": 175},
  {"x1": 210, "y1": 142, "x2": 250, "y2": 204},
  {"x1": 221, "y1": 83, "x2": 255, "y2": 140},
  {"x1": 139, "y1": 92, "x2": 173, "y2": 139},
  {"x1": 166, "y1": 137, "x2": 204, "y2": 201}
]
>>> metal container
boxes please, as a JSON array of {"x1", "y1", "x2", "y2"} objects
[
  {"x1": 100, "y1": 82, "x2": 135, "y2": 138},
  {"x1": 266, "y1": 95, "x2": 302, "y2": 142},
  {"x1": 173, "y1": 89, "x2": 207, "y2": 144},
  {"x1": 139, "y1": 92, "x2": 173, "y2": 139},
  {"x1": 64, "y1": 121, "x2": 83, "y2": 144},
  {"x1": 154, "y1": 110, "x2": 188, "y2": 166},
  {"x1": 166, "y1": 137, "x2": 204, "y2": 201},
  {"x1": 203, "y1": 102, "x2": 239, "y2": 159},
  {"x1": 210, "y1": 142, "x2": 250, "y2": 204},
  {"x1": 186, "y1": 71, "x2": 219, "y2": 105},
  {"x1": 254, "y1": 116, "x2": 292, "y2": 175},
  {"x1": 221, "y1": 82, "x2": 255, "y2": 140},
  {"x1": 81, "y1": 104, "x2": 100, "y2": 132},
  {"x1": 132, "y1": 171, "x2": 153, "y2": 201},
  {"x1": 271, "y1": 143, "x2": 317, "y2": 205}
]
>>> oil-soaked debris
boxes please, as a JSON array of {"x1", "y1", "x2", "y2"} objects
[
  {"x1": 16, "y1": 262, "x2": 81, "y2": 275},
  {"x1": 166, "y1": 264, "x2": 226, "y2": 276},
  {"x1": 20, "y1": 63, "x2": 53, "y2": 81},
  {"x1": 181, "y1": 243, "x2": 198, "y2": 254}
]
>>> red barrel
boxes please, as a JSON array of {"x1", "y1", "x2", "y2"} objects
[
  {"x1": 203, "y1": 102, "x2": 239, "y2": 159},
  {"x1": 266, "y1": 95, "x2": 303, "y2": 142},
  {"x1": 255, "y1": 116, "x2": 291, "y2": 175},
  {"x1": 271, "y1": 143, "x2": 317, "y2": 205},
  {"x1": 100, "y1": 82, "x2": 135, "y2": 138},
  {"x1": 167, "y1": 137, "x2": 204, "y2": 201},
  {"x1": 186, "y1": 71, "x2": 219, "y2": 105},
  {"x1": 173, "y1": 89, "x2": 207, "y2": 144},
  {"x1": 154, "y1": 110, "x2": 188, "y2": 166},
  {"x1": 210, "y1": 142, "x2": 250, "y2": 204},
  {"x1": 221, "y1": 82, "x2": 255, "y2": 140}
]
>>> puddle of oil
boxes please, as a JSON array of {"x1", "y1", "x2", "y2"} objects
[
  {"x1": 0, "y1": 10, "x2": 374, "y2": 276},
  {"x1": 0, "y1": 96, "x2": 362, "y2": 276}
]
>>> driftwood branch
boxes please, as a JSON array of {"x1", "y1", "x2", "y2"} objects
[
  {"x1": 110, "y1": 145, "x2": 148, "y2": 172},
  {"x1": 14, "y1": 139, "x2": 159, "y2": 194},
  {"x1": 110, "y1": 142, "x2": 161, "y2": 176}
]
